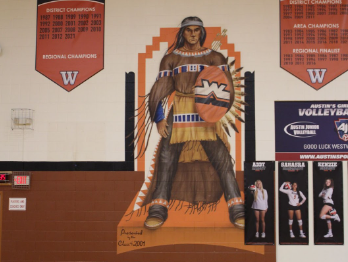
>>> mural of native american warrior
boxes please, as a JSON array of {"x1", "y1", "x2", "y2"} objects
[{"x1": 133, "y1": 16, "x2": 246, "y2": 230}]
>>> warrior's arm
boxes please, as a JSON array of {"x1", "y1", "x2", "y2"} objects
[
  {"x1": 148, "y1": 54, "x2": 175, "y2": 122},
  {"x1": 153, "y1": 103, "x2": 165, "y2": 124},
  {"x1": 149, "y1": 54, "x2": 175, "y2": 138}
]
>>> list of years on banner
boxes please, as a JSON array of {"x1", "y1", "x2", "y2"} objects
[
  {"x1": 38, "y1": 13, "x2": 102, "y2": 44},
  {"x1": 280, "y1": 1, "x2": 348, "y2": 90}
]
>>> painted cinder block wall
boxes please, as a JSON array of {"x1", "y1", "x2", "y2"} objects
[
  {"x1": 1, "y1": 171, "x2": 140, "y2": 261},
  {"x1": 0, "y1": 0, "x2": 348, "y2": 261},
  {"x1": 1, "y1": 171, "x2": 270, "y2": 262}
]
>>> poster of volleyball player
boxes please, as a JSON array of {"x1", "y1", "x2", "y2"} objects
[
  {"x1": 244, "y1": 161, "x2": 275, "y2": 245},
  {"x1": 313, "y1": 161, "x2": 344, "y2": 245},
  {"x1": 278, "y1": 162, "x2": 308, "y2": 245}
]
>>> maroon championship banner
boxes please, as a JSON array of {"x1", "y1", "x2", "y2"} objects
[
  {"x1": 280, "y1": 0, "x2": 348, "y2": 90},
  {"x1": 36, "y1": 0, "x2": 105, "y2": 92}
]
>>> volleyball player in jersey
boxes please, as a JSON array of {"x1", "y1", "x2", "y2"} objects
[
  {"x1": 318, "y1": 178, "x2": 340, "y2": 238},
  {"x1": 251, "y1": 180, "x2": 268, "y2": 238},
  {"x1": 279, "y1": 182, "x2": 306, "y2": 238}
]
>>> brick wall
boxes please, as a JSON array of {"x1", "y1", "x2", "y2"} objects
[
  {"x1": 0, "y1": 171, "x2": 276, "y2": 262},
  {"x1": 1, "y1": 171, "x2": 142, "y2": 261}
]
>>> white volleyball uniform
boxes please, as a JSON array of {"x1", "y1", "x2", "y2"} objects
[
  {"x1": 251, "y1": 188, "x2": 268, "y2": 210},
  {"x1": 279, "y1": 182, "x2": 306, "y2": 207}
]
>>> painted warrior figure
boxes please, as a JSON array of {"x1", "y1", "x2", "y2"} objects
[{"x1": 136, "y1": 16, "x2": 245, "y2": 230}]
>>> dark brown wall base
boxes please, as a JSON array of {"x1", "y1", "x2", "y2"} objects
[
  {"x1": 0, "y1": 171, "x2": 275, "y2": 262},
  {"x1": 1, "y1": 171, "x2": 141, "y2": 261}
]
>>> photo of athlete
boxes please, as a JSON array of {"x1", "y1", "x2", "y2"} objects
[
  {"x1": 244, "y1": 162, "x2": 275, "y2": 245},
  {"x1": 250, "y1": 180, "x2": 268, "y2": 238},
  {"x1": 279, "y1": 182, "x2": 306, "y2": 239},
  {"x1": 318, "y1": 178, "x2": 341, "y2": 238}
]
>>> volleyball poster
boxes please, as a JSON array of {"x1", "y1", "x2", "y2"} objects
[
  {"x1": 244, "y1": 161, "x2": 275, "y2": 245},
  {"x1": 278, "y1": 162, "x2": 309, "y2": 245},
  {"x1": 275, "y1": 101, "x2": 348, "y2": 161},
  {"x1": 313, "y1": 161, "x2": 344, "y2": 245}
]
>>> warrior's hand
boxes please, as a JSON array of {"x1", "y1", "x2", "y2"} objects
[{"x1": 157, "y1": 119, "x2": 169, "y2": 138}]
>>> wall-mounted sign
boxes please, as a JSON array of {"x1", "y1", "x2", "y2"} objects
[
  {"x1": 35, "y1": 0, "x2": 105, "y2": 91},
  {"x1": 0, "y1": 172, "x2": 11, "y2": 184},
  {"x1": 13, "y1": 175, "x2": 30, "y2": 186},
  {"x1": 280, "y1": 0, "x2": 348, "y2": 90},
  {"x1": 275, "y1": 101, "x2": 348, "y2": 161},
  {"x1": 12, "y1": 171, "x2": 31, "y2": 189},
  {"x1": 9, "y1": 198, "x2": 26, "y2": 211}
]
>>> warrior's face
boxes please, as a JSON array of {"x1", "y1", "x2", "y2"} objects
[{"x1": 183, "y1": 25, "x2": 201, "y2": 46}]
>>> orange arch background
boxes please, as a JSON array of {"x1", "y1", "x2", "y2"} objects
[{"x1": 137, "y1": 27, "x2": 243, "y2": 171}]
